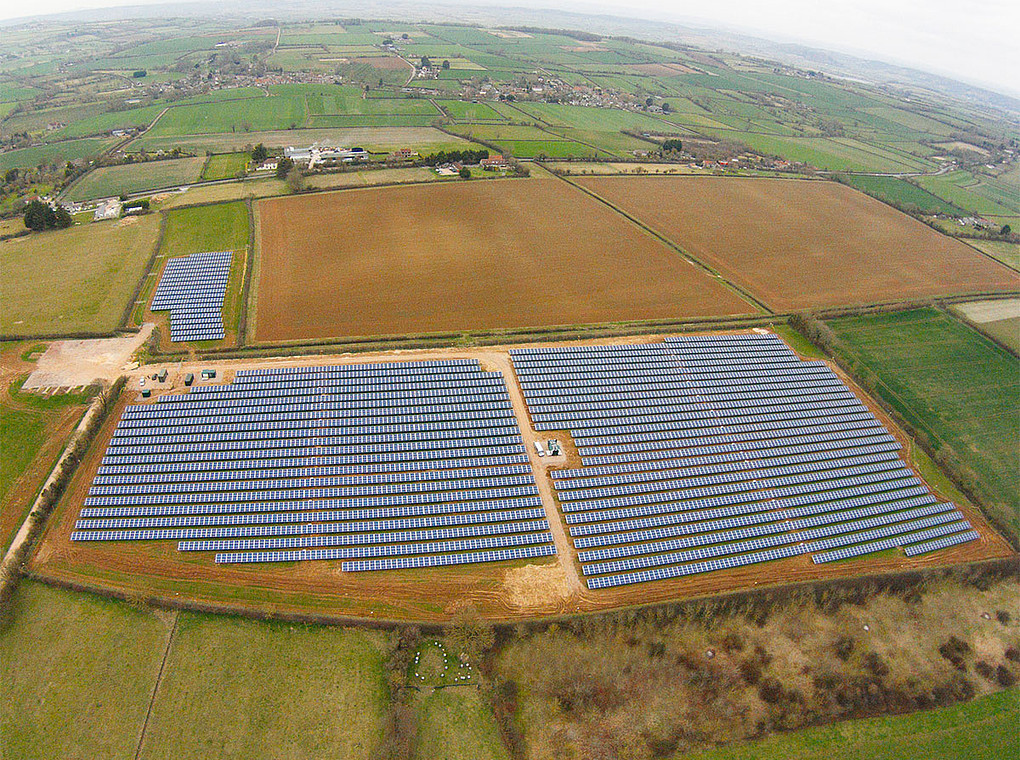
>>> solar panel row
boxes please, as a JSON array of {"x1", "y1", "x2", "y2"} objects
[
  {"x1": 510, "y1": 334, "x2": 976, "y2": 587},
  {"x1": 72, "y1": 363, "x2": 556, "y2": 570}
]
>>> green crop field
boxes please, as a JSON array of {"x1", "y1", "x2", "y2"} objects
[
  {"x1": 682, "y1": 688, "x2": 1020, "y2": 760},
  {"x1": 64, "y1": 157, "x2": 206, "y2": 201},
  {"x1": 147, "y1": 96, "x2": 309, "y2": 136},
  {"x1": 828, "y1": 308, "x2": 1020, "y2": 540},
  {"x1": 0, "y1": 213, "x2": 161, "y2": 336},
  {"x1": 200, "y1": 152, "x2": 249, "y2": 181},
  {"x1": 840, "y1": 175, "x2": 962, "y2": 215},
  {"x1": 916, "y1": 171, "x2": 1020, "y2": 219},
  {"x1": 128, "y1": 126, "x2": 472, "y2": 155}
]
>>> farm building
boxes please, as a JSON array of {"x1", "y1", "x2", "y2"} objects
[
  {"x1": 93, "y1": 199, "x2": 122, "y2": 221},
  {"x1": 481, "y1": 155, "x2": 510, "y2": 170},
  {"x1": 284, "y1": 145, "x2": 368, "y2": 169}
]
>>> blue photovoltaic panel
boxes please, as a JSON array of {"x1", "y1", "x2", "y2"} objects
[
  {"x1": 71, "y1": 362, "x2": 555, "y2": 570},
  {"x1": 151, "y1": 251, "x2": 232, "y2": 342},
  {"x1": 510, "y1": 334, "x2": 967, "y2": 587}
]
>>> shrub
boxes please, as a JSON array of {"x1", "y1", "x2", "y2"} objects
[
  {"x1": 996, "y1": 610, "x2": 1011, "y2": 625},
  {"x1": 938, "y1": 636, "x2": 971, "y2": 670},
  {"x1": 974, "y1": 660, "x2": 995, "y2": 681},
  {"x1": 834, "y1": 634, "x2": 854, "y2": 661},
  {"x1": 996, "y1": 664, "x2": 1016, "y2": 687}
]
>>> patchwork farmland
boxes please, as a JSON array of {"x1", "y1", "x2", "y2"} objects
[
  {"x1": 254, "y1": 179, "x2": 753, "y2": 342},
  {"x1": 576, "y1": 176, "x2": 1019, "y2": 310}
]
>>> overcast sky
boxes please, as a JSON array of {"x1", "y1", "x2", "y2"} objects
[{"x1": 0, "y1": 0, "x2": 1015, "y2": 96}]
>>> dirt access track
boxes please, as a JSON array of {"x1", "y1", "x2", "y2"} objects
[
  {"x1": 254, "y1": 178, "x2": 753, "y2": 343},
  {"x1": 29, "y1": 334, "x2": 1014, "y2": 624},
  {"x1": 577, "y1": 176, "x2": 1020, "y2": 311}
]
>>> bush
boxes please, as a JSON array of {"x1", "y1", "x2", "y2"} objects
[
  {"x1": 834, "y1": 634, "x2": 855, "y2": 661},
  {"x1": 996, "y1": 664, "x2": 1016, "y2": 687},
  {"x1": 996, "y1": 610, "x2": 1011, "y2": 625},
  {"x1": 938, "y1": 636, "x2": 972, "y2": 670},
  {"x1": 974, "y1": 660, "x2": 995, "y2": 680}
]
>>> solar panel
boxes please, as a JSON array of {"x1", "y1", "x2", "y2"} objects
[
  {"x1": 151, "y1": 251, "x2": 232, "y2": 342},
  {"x1": 71, "y1": 363, "x2": 555, "y2": 569}
]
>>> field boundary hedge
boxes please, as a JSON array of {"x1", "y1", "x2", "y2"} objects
[
  {"x1": 21, "y1": 552, "x2": 1017, "y2": 632},
  {"x1": 0, "y1": 377, "x2": 126, "y2": 614}
]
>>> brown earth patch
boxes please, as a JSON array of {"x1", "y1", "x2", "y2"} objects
[
  {"x1": 350, "y1": 56, "x2": 411, "y2": 70},
  {"x1": 503, "y1": 561, "x2": 576, "y2": 611},
  {"x1": 576, "y1": 176, "x2": 1019, "y2": 310},
  {"x1": 254, "y1": 179, "x2": 753, "y2": 342}
]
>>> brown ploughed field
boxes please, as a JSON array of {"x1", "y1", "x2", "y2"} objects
[
  {"x1": 576, "y1": 176, "x2": 1020, "y2": 310},
  {"x1": 254, "y1": 179, "x2": 753, "y2": 342}
]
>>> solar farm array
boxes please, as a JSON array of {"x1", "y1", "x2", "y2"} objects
[
  {"x1": 150, "y1": 251, "x2": 232, "y2": 342},
  {"x1": 511, "y1": 334, "x2": 977, "y2": 591},
  {"x1": 71, "y1": 360, "x2": 556, "y2": 571}
]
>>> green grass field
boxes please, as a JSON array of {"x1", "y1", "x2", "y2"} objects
[
  {"x1": 0, "y1": 377, "x2": 91, "y2": 552},
  {"x1": 0, "y1": 581, "x2": 170, "y2": 760},
  {"x1": 128, "y1": 126, "x2": 472, "y2": 156},
  {"x1": 0, "y1": 582, "x2": 390, "y2": 760},
  {"x1": 828, "y1": 308, "x2": 1020, "y2": 540},
  {"x1": 0, "y1": 137, "x2": 118, "y2": 172},
  {"x1": 840, "y1": 175, "x2": 961, "y2": 215},
  {"x1": 148, "y1": 96, "x2": 309, "y2": 136},
  {"x1": 0, "y1": 213, "x2": 161, "y2": 336},
  {"x1": 966, "y1": 239, "x2": 1020, "y2": 271},
  {"x1": 682, "y1": 688, "x2": 1020, "y2": 760},
  {"x1": 414, "y1": 687, "x2": 508, "y2": 760},
  {"x1": 160, "y1": 201, "x2": 248, "y2": 256},
  {"x1": 199, "y1": 152, "x2": 248, "y2": 181},
  {"x1": 64, "y1": 157, "x2": 206, "y2": 201},
  {"x1": 139, "y1": 614, "x2": 389, "y2": 760}
]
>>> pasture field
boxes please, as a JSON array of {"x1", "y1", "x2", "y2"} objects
[
  {"x1": 139, "y1": 614, "x2": 389, "y2": 760},
  {"x1": 64, "y1": 157, "x2": 206, "y2": 202},
  {"x1": 828, "y1": 308, "x2": 1020, "y2": 540},
  {"x1": 145, "y1": 96, "x2": 309, "y2": 136},
  {"x1": 0, "y1": 581, "x2": 170, "y2": 760},
  {"x1": 414, "y1": 686, "x2": 508, "y2": 760},
  {"x1": 0, "y1": 581, "x2": 390, "y2": 760},
  {"x1": 128, "y1": 126, "x2": 473, "y2": 155},
  {"x1": 0, "y1": 370, "x2": 91, "y2": 553},
  {"x1": 160, "y1": 200, "x2": 248, "y2": 256},
  {"x1": 575, "y1": 176, "x2": 1019, "y2": 310},
  {"x1": 839, "y1": 175, "x2": 962, "y2": 215},
  {"x1": 0, "y1": 214, "x2": 161, "y2": 336},
  {"x1": 684, "y1": 688, "x2": 1020, "y2": 760},
  {"x1": 254, "y1": 178, "x2": 752, "y2": 342},
  {"x1": 951, "y1": 298, "x2": 1020, "y2": 353},
  {"x1": 200, "y1": 152, "x2": 248, "y2": 181},
  {"x1": 0, "y1": 137, "x2": 117, "y2": 172},
  {"x1": 966, "y1": 239, "x2": 1020, "y2": 270},
  {"x1": 155, "y1": 177, "x2": 287, "y2": 209}
]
